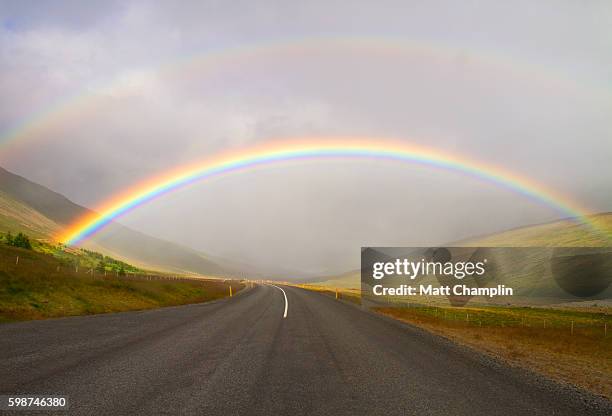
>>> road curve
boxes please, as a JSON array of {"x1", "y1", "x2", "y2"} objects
[{"x1": 0, "y1": 285, "x2": 609, "y2": 415}]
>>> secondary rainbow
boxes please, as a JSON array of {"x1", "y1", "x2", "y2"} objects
[
  {"x1": 1, "y1": 35, "x2": 603, "y2": 157},
  {"x1": 60, "y1": 138, "x2": 605, "y2": 246}
]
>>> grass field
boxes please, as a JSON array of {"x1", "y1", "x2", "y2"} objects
[
  {"x1": 0, "y1": 244, "x2": 242, "y2": 322},
  {"x1": 377, "y1": 305, "x2": 611, "y2": 398},
  {"x1": 290, "y1": 283, "x2": 362, "y2": 304}
]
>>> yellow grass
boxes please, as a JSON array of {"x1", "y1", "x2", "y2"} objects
[{"x1": 377, "y1": 306, "x2": 612, "y2": 398}]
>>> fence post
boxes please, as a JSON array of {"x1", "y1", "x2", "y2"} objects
[
  {"x1": 15, "y1": 256, "x2": 19, "y2": 265},
  {"x1": 229, "y1": 286, "x2": 233, "y2": 297}
]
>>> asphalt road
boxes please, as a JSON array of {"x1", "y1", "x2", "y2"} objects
[{"x1": 0, "y1": 285, "x2": 610, "y2": 415}]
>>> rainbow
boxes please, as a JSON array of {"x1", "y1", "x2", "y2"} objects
[
  {"x1": 60, "y1": 138, "x2": 607, "y2": 246},
  {"x1": 0, "y1": 35, "x2": 603, "y2": 158}
]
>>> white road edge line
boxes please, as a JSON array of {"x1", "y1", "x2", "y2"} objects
[{"x1": 270, "y1": 285, "x2": 288, "y2": 318}]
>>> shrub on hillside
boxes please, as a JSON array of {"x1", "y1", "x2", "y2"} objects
[
  {"x1": 4, "y1": 232, "x2": 32, "y2": 250},
  {"x1": 96, "y1": 260, "x2": 106, "y2": 272}
]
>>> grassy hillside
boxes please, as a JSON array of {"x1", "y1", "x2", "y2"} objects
[
  {"x1": 460, "y1": 213, "x2": 612, "y2": 247},
  {"x1": 0, "y1": 166, "x2": 227, "y2": 275},
  {"x1": 316, "y1": 213, "x2": 612, "y2": 289},
  {"x1": 0, "y1": 190, "x2": 61, "y2": 239},
  {"x1": 0, "y1": 243, "x2": 242, "y2": 322}
]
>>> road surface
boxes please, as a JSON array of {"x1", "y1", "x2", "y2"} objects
[{"x1": 0, "y1": 285, "x2": 609, "y2": 415}]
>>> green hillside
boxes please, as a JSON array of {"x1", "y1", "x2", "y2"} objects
[
  {"x1": 0, "y1": 242, "x2": 242, "y2": 322},
  {"x1": 0, "y1": 166, "x2": 227, "y2": 276}
]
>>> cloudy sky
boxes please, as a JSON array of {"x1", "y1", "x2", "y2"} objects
[{"x1": 0, "y1": 1, "x2": 611, "y2": 275}]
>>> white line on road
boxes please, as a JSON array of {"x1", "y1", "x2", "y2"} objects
[{"x1": 271, "y1": 285, "x2": 288, "y2": 318}]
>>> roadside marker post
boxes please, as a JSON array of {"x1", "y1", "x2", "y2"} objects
[
  {"x1": 335, "y1": 288, "x2": 339, "y2": 299},
  {"x1": 15, "y1": 256, "x2": 19, "y2": 265},
  {"x1": 229, "y1": 286, "x2": 233, "y2": 297}
]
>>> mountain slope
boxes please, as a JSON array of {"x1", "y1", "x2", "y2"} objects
[
  {"x1": 0, "y1": 166, "x2": 227, "y2": 276},
  {"x1": 316, "y1": 213, "x2": 612, "y2": 289},
  {"x1": 0, "y1": 189, "x2": 62, "y2": 239},
  {"x1": 459, "y1": 214, "x2": 612, "y2": 247}
]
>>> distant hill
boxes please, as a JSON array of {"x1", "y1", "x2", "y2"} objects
[
  {"x1": 459, "y1": 214, "x2": 612, "y2": 247},
  {"x1": 0, "y1": 189, "x2": 62, "y2": 239},
  {"x1": 315, "y1": 213, "x2": 612, "y2": 289},
  {"x1": 0, "y1": 166, "x2": 228, "y2": 276}
]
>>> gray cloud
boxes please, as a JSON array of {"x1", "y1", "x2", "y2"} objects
[{"x1": 1, "y1": 0, "x2": 611, "y2": 275}]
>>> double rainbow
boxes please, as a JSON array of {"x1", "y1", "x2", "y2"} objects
[{"x1": 60, "y1": 138, "x2": 605, "y2": 246}]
